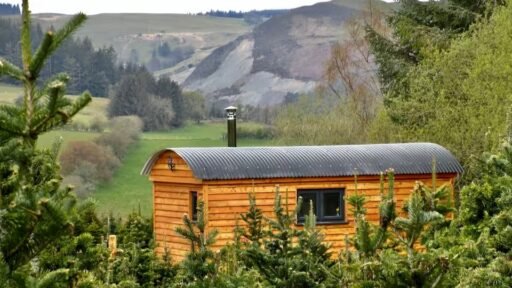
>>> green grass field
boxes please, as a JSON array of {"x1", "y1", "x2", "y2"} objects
[{"x1": 93, "y1": 122, "x2": 271, "y2": 217}]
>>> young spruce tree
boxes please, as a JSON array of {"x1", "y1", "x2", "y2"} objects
[{"x1": 0, "y1": 0, "x2": 91, "y2": 285}]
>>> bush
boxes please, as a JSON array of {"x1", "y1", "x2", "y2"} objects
[
  {"x1": 236, "y1": 126, "x2": 274, "y2": 140},
  {"x1": 95, "y1": 131, "x2": 133, "y2": 160},
  {"x1": 90, "y1": 117, "x2": 108, "y2": 132},
  {"x1": 60, "y1": 141, "x2": 120, "y2": 182},
  {"x1": 62, "y1": 174, "x2": 96, "y2": 199},
  {"x1": 95, "y1": 116, "x2": 143, "y2": 159},
  {"x1": 109, "y1": 116, "x2": 143, "y2": 140}
]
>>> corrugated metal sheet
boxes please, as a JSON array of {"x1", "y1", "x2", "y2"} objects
[{"x1": 141, "y1": 143, "x2": 463, "y2": 180}]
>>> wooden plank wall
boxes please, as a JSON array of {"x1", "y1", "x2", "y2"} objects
[
  {"x1": 151, "y1": 151, "x2": 202, "y2": 261},
  {"x1": 204, "y1": 174, "x2": 455, "y2": 255}
]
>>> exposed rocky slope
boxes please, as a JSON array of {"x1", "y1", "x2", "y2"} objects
[{"x1": 184, "y1": 1, "x2": 385, "y2": 106}]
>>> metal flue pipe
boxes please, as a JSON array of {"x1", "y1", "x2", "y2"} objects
[{"x1": 225, "y1": 106, "x2": 237, "y2": 147}]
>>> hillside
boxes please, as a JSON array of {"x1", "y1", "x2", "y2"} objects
[
  {"x1": 31, "y1": 13, "x2": 250, "y2": 75},
  {"x1": 183, "y1": 0, "x2": 390, "y2": 107}
]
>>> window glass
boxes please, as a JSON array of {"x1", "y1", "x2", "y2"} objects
[
  {"x1": 323, "y1": 192, "x2": 341, "y2": 217},
  {"x1": 297, "y1": 188, "x2": 345, "y2": 224},
  {"x1": 191, "y1": 191, "x2": 198, "y2": 221}
]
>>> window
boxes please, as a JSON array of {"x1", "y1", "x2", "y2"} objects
[
  {"x1": 190, "y1": 191, "x2": 198, "y2": 221},
  {"x1": 297, "y1": 188, "x2": 345, "y2": 224}
]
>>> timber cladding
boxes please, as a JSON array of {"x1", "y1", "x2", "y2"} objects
[{"x1": 143, "y1": 144, "x2": 462, "y2": 262}]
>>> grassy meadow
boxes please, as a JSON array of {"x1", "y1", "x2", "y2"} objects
[{"x1": 94, "y1": 123, "x2": 271, "y2": 217}]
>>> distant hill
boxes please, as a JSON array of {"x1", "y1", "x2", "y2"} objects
[
  {"x1": 183, "y1": 0, "x2": 390, "y2": 107},
  {"x1": 30, "y1": 13, "x2": 250, "y2": 73}
]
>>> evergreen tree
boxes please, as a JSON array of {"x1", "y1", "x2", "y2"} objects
[
  {"x1": 175, "y1": 200, "x2": 219, "y2": 283},
  {"x1": 155, "y1": 77, "x2": 184, "y2": 127},
  {"x1": 446, "y1": 141, "x2": 512, "y2": 286},
  {"x1": 241, "y1": 187, "x2": 333, "y2": 287},
  {"x1": 0, "y1": 0, "x2": 91, "y2": 285}
]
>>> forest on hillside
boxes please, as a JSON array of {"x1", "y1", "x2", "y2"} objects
[{"x1": 0, "y1": 0, "x2": 512, "y2": 287}]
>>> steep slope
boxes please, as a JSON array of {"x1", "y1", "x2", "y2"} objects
[{"x1": 183, "y1": 0, "x2": 386, "y2": 107}]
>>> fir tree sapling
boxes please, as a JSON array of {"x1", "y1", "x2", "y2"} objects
[
  {"x1": 0, "y1": 0, "x2": 91, "y2": 285},
  {"x1": 175, "y1": 200, "x2": 219, "y2": 283},
  {"x1": 241, "y1": 185, "x2": 332, "y2": 288}
]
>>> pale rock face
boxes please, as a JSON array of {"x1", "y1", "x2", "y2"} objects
[
  {"x1": 187, "y1": 38, "x2": 254, "y2": 94},
  {"x1": 183, "y1": 1, "x2": 375, "y2": 107}
]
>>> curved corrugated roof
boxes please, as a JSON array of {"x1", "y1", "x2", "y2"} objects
[{"x1": 141, "y1": 143, "x2": 463, "y2": 180}]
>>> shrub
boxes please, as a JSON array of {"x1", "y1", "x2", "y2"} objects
[
  {"x1": 62, "y1": 174, "x2": 96, "y2": 199},
  {"x1": 89, "y1": 117, "x2": 108, "y2": 132},
  {"x1": 60, "y1": 141, "x2": 120, "y2": 182},
  {"x1": 108, "y1": 116, "x2": 143, "y2": 140},
  {"x1": 96, "y1": 116, "x2": 143, "y2": 159},
  {"x1": 236, "y1": 126, "x2": 274, "y2": 140}
]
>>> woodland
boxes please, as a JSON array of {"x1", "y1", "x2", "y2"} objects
[{"x1": 0, "y1": 0, "x2": 511, "y2": 287}]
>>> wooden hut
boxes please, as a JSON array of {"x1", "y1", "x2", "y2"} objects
[{"x1": 141, "y1": 143, "x2": 463, "y2": 261}]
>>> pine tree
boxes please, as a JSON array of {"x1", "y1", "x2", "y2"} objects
[
  {"x1": 175, "y1": 200, "x2": 219, "y2": 283},
  {"x1": 0, "y1": 0, "x2": 91, "y2": 285},
  {"x1": 240, "y1": 194, "x2": 264, "y2": 246},
  {"x1": 242, "y1": 186, "x2": 332, "y2": 287}
]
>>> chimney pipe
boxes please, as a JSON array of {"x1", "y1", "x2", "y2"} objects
[{"x1": 225, "y1": 106, "x2": 237, "y2": 147}]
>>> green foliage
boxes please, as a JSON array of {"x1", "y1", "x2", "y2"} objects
[
  {"x1": 368, "y1": 0, "x2": 504, "y2": 105},
  {"x1": 274, "y1": 94, "x2": 373, "y2": 145},
  {"x1": 59, "y1": 140, "x2": 120, "y2": 182},
  {"x1": 0, "y1": 18, "x2": 119, "y2": 97},
  {"x1": 368, "y1": 0, "x2": 511, "y2": 179},
  {"x1": 175, "y1": 200, "x2": 219, "y2": 284},
  {"x1": 108, "y1": 66, "x2": 187, "y2": 131},
  {"x1": 337, "y1": 169, "x2": 457, "y2": 287},
  {"x1": 183, "y1": 91, "x2": 206, "y2": 124},
  {"x1": 240, "y1": 187, "x2": 333, "y2": 287},
  {"x1": 0, "y1": 0, "x2": 91, "y2": 285},
  {"x1": 348, "y1": 171, "x2": 396, "y2": 260},
  {"x1": 118, "y1": 209, "x2": 153, "y2": 249}
]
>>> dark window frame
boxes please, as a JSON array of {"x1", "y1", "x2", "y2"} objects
[
  {"x1": 190, "y1": 191, "x2": 198, "y2": 221},
  {"x1": 297, "y1": 188, "x2": 346, "y2": 224}
]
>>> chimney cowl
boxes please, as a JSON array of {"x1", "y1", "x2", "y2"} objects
[{"x1": 225, "y1": 106, "x2": 237, "y2": 120}]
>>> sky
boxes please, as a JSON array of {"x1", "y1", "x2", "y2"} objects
[{"x1": 2, "y1": 0, "x2": 344, "y2": 15}]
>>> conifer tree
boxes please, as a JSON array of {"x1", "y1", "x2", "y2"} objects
[
  {"x1": 241, "y1": 186, "x2": 332, "y2": 287},
  {"x1": 0, "y1": 0, "x2": 91, "y2": 285},
  {"x1": 239, "y1": 194, "x2": 264, "y2": 246},
  {"x1": 175, "y1": 200, "x2": 218, "y2": 283}
]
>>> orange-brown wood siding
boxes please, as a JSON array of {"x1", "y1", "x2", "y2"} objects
[
  {"x1": 149, "y1": 151, "x2": 457, "y2": 261},
  {"x1": 150, "y1": 152, "x2": 203, "y2": 261},
  {"x1": 204, "y1": 174, "x2": 456, "y2": 255}
]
